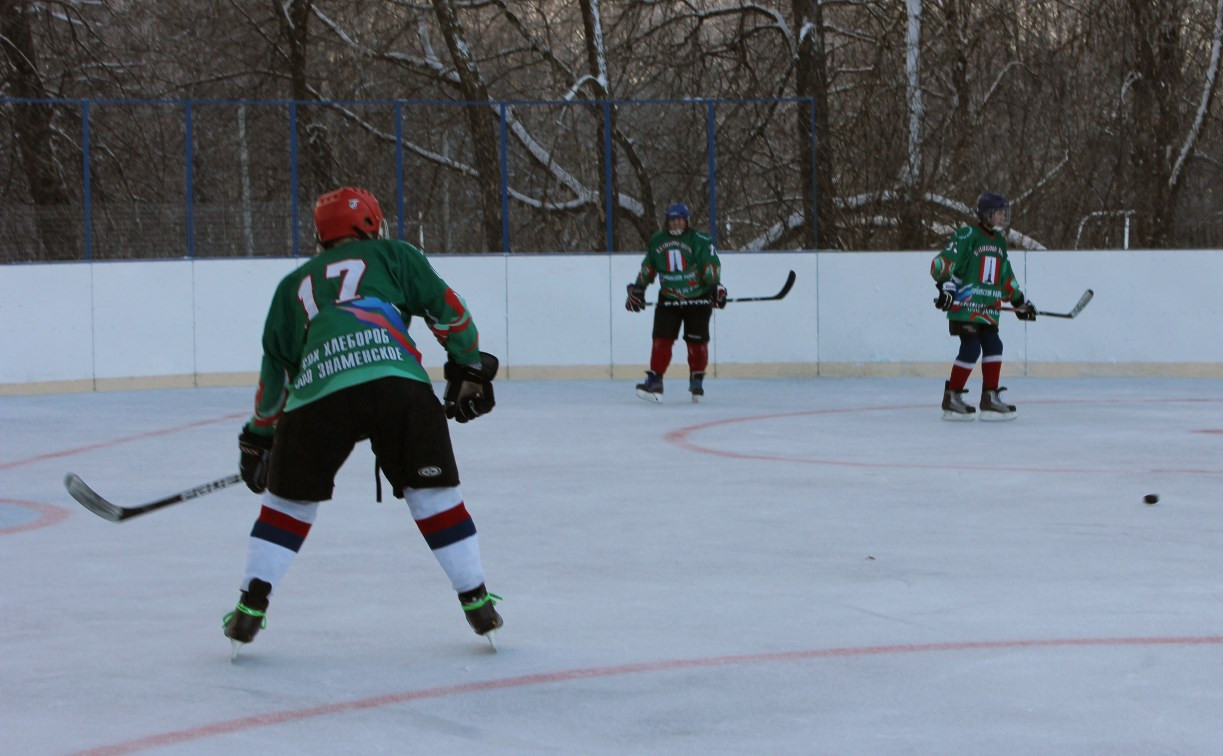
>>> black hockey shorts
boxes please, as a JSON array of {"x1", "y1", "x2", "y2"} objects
[
  {"x1": 267, "y1": 376, "x2": 460, "y2": 502},
  {"x1": 949, "y1": 321, "x2": 1003, "y2": 361},
  {"x1": 652, "y1": 302, "x2": 713, "y2": 343}
]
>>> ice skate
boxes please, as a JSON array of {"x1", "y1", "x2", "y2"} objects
[
  {"x1": 941, "y1": 381, "x2": 976, "y2": 421},
  {"x1": 459, "y1": 583, "x2": 503, "y2": 651},
  {"x1": 688, "y1": 371, "x2": 705, "y2": 403},
  {"x1": 222, "y1": 578, "x2": 270, "y2": 661},
  {"x1": 635, "y1": 370, "x2": 663, "y2": 403},
  {"x1": 979, "y1": 386, "x2": 1017, "y2": 421}
]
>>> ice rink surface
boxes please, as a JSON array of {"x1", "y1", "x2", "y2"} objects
[{"x1": 3, "y1": 376, "x2": 1222, "y2": 755}]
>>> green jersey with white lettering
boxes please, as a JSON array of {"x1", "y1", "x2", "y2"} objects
[
  {"x1": 635, "y1": 228, "x2": 721, "y2": 303},
  {"x1": 930, "y1": 224, "x2": 1024, "y2": 325},
  {"x1": 247, "y1": 239, "x2": 480, "y2": 435}
]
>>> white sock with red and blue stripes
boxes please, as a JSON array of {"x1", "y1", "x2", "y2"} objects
[
  {"x1": 242, "y1": 492, "x2": 319, "y2": 592},
  {"x1": 403, "y1": 485, "x2": 485, "y2": 593}
]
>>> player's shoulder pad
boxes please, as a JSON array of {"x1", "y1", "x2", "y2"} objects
[
  {"x1": 385, "y1": 238, "x2": 425, "y2": 255},
  {"x1": 390, "y1": 239, "x2": 442, "y2": 272},
  {"x1": 954, "y1": 225, "x2": 973, "y2": 239}
]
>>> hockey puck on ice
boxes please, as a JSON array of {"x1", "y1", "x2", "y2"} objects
[{"x1": 1143, "y1": 494, "x2": 1159, "y2": 505}]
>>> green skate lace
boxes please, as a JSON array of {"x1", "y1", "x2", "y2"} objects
[
  {"x1": 221, "y1": 601, "x2": 268, "y2": 630},
  {"x1": 461, "y1": 592, "x2": 502, "y2": 611}
]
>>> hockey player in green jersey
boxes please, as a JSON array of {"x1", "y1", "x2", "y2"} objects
[
  {"x1": 930, "y1": 192, "x2": 1036, "y2": 421},
  {"x1": 625, "y1": 202, "x2": 726, "y2": 402},
  {"x1": 226, "y1": 186, "x2": 502, "y2": 657}
]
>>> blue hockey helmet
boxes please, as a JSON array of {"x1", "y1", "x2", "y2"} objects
[
  {"x1": 975, "y1": 192, "x2": 1011, "y2": 231},
  {"x1": 664, "y1": 202, "x2": 690, "y2": 235},
  {"x1": 665, "y1": 202, "x2": 691, "y2": 221}
]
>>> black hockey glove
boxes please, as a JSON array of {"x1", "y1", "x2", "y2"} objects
[
  {"x1": 713, "y1": 284, "x2": 728, "y2": 309},
  {"x1": 1013, "y1": 294, "x2": 1037, "y2": 321},
  {"x1": 444, "y1": 351, "x2": 499, "y2": 423},
  {"x1": 934, "y1": 281, "x2": 956, "y2": 311},
  {"x1": 238, "y1": 426, "x2": 274, "y2": 494},
  {"x1": 626, "y1": 283, "x2": 646, "y2": 312}
]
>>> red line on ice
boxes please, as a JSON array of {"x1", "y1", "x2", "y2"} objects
[
  {"x1": 76, "y1": 635, "x2": 1223, "y2": 755},
  {"x1": 0, "y1": 412, "x2": 247, "y2": 471}
]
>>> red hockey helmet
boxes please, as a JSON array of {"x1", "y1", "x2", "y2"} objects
[{"x1": 313, "y1": 186, "x2": 386, "y2": 246}]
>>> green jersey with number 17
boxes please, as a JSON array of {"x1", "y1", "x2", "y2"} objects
[{"x1": 248, "y1": 239, "x2": 480, "y2": 434}]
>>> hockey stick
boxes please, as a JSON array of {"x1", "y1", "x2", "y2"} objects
[
  {"x1": 645, "y1": 270, "x2": 796, "y2": 307},
  {"x1": 998, "y1": 289, "x2": 1094, "y2": 319},
  {"x1": 64, "y1": 472, "x2": 242, "y2": 523}
]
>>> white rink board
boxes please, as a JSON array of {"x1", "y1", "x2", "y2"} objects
[
  {"x1": 816, "y1": 251, "x2": 959, "y2": 364},
  {"x1": 192, "y1": 258, "x2": 302, "y2": 375},
  {"x1": 0, "y1": 263, "x2": 94, "y2": 384},
  {"x1": 1024, "y1": 250, "x2": 1208, "y2": 364},
  {"x1": 2, "y1": 249, "x2": 1221, "y2": 390},
  {"x1": 507, "y1": 255, "x2": 613, "y2": 369},
  {"x1": 90, "y1": 261, "x2": 196, "y2": 381}
]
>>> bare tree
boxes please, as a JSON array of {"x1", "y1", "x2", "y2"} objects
[
  {"x1": 5, "y1": 0, "x2": 1223, "y2": 261},
  {"x1": 430, "y1": 0, "x2": 502, "y2": 251},
  {"x1": 793, "y1": 0, "x2": 836, "y2": 249},
  {"x1": 276, "y1": 0, "x2": 337, "y2": 202},
  {"x1": 578, "y1": 0, "x2": 620, "y2": 249},
  {"x1": 1125, "y1": 0, "x2": 1184, "y2": 247},
  {"x1": 1, "y1": 0, "x2": 79, "y2": 259},
  {"x1": 897, "y1": 0, "x2": 925, "y2": 249}
]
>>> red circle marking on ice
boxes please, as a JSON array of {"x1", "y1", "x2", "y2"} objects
[
  {"x1": 664, "y1": 398, "x2": 1223, "y2": 476},
  {"x1": 76, "y1": 635, "x2": 1223, "y2": 755},
  {"x1": 0, "y1": 412, "x2": 247, "y2": 531},
  {"x1": 0, "y1": 498, "x2": 72, "y2": 535}
]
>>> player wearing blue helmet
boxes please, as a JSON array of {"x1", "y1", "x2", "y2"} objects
[
  {"x1": 930, "y1": 192, "x2": 1036, "y2": 421},
  {"x1": 664, "y1": 202, "x2": 690, "y2": 234},
  {"x1": 976, "y1": 192, "x2": 1011, "y2": 231},
  {"x1": 625, "y1": 202, "x2": 726, "y2": 402}
]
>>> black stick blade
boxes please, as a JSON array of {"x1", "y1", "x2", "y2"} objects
[
  {"x1": 64, "y1": 473, "x2": 125, "y2": 522},
  {"x1": 1034, "y1": 288, "x2": 1094, "y2": 319},
  {"x1": 1069, "y1": 289, "x2": 1094, "y2": 317},
  {"x1": 63, "y1": 472, "x2": 243, "y2": 523},
  {"x1": 775, "y1": 270, "x2": 797, "y2": 299},
  {"x1": 721, "y1": 270, "x2": 798, "y2": 304}
]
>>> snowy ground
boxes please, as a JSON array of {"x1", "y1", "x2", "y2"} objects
[{"x1": 3, "y1": 377, "x2": 1222, "y2": 755}]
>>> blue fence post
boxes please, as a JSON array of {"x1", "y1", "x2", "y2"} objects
[
  {"x1": 289, "y1": 102, "x2": 300, "y2": 257},
  {"x1": 288, "y1": 101, "x2": 300, "y2": 258},
  {"x1": 184, "y1": 100, "x2": 195, "y2": 259},
  {"x1": 809, "y1": 96, "x2": 818, "y2": 250},
  {"x1": 395, "y1": 102, "x2": 405, "y2": 242},
  {"x1": 81, "y1": 100, "x2": 93, "y2": 261},
  {"x1": 706, "y1": 100, "x2": 718, "y2": 248},
  {"x1": 602, "y1": 100, "x2": 614, "y2": 253},
  {"x1": 499, "y1": 103, "x2": 510, "y2": 254}
]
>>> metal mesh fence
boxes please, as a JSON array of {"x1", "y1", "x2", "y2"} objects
[{"x1": 0, "y1": 97, "x2": 817, "y2": 261}]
